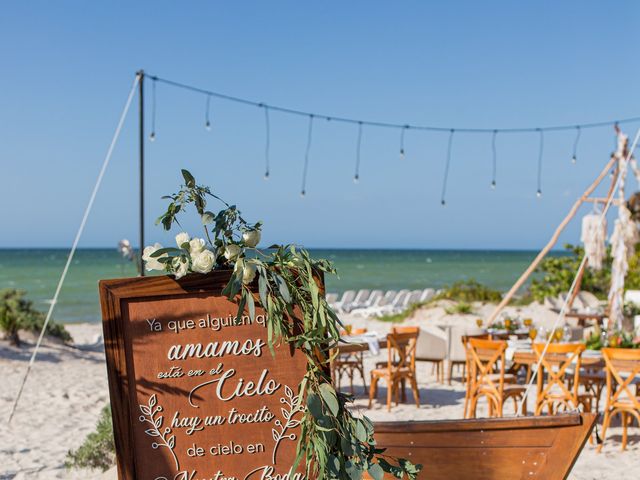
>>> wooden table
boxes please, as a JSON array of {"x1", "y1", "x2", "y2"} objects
[{"x1": 562, "y1": 311, "x2": 607, "y2": 328}]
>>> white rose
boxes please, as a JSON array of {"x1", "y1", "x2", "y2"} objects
[
  {"x1": 189, "y1": 238, "x2": 206, "y2": 254},
  {"x1": 224, "y1": 244, "x2": 242, "y2": 262},
  {"x1": 172, "y1": 257, "x2": 189, "y2": 279},
  {"x1": 242, "y1": 229, "x2": 261, "y2": 248},
  {"x1": 142, "y1": 243, "x2": 165, "y2": 271},
  {"x1": 235, "y1": 258, "x2": 257, "y2": 284},
  {"x1": 175, "y1": 232, "x2": 190, "y2": 248},
  {"x1": 191, "y1": 249, "x2": 215, "y2": 274}
]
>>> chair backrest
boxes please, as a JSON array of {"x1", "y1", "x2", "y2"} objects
[
  {"x1": 353, "y1": 289, "x2": 371, "y2": 304},
  {"x1": 601, "y1": 348, "x2": 640, "y2": 411},
  {"x1": 466, "y1": 338, "x2": 508, "y2": 395},
  {"x1": 415, "y1": 326, "x2": 447, "y2": 359},
  {"x1": 365, "y1": 290, "x2": 384, "y2": 307},
  {"x1": 407, "y1": 290, "x2": 423, "y2": 305},
  {"x1": 352, "y1": 327, "x2": 368, "y2": 335},
  {"x1": 385, "y1": 329, "x2": 419, "y2": 373},
  {"x1": 533, "y1": 342, "x2": 585, "y2": 409},
  {"x1": 420, "y1": 288, "x2": 435, "y2": 302},
  {"x1": 379, "y1": 290, "x2": 397, "y2": 306},
  {"x1": 339, "y1": 290, "x2": 356, "y2": 305},
  {"x1": 325, "y1": 293, "x2": 338, "y2": 304},
  {"x1": 448, "y1": 326, "x2": 486, "y2": 361}
]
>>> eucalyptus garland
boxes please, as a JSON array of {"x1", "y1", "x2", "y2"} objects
[{"x1": 143, "y1": 170, "x2": 421, "y2": 480}]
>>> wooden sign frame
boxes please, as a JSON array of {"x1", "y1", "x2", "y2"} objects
[{"x1": 100, "y1": 271, "x2": 308, "y2": 480}]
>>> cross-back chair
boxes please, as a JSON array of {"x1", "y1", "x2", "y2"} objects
[
  {"x1": 598, "y1": 348, "x2": 640, "y2": 452},
  {"x1": 369, "y1": 329, "x2": 420, "y2": 411},
  {"x1": 533, "y1": 342, "x2": 592, "y2": 416},
  {"x1": 467, "y1": 338, "x2": 525, "y2": 418},
  {"x1": 332, "y1": 327, "x2": 368, "y2": 394}
]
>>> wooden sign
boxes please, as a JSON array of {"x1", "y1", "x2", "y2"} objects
[{"x1": 100, "y1": 272, "x2": 308, "y2": 480}]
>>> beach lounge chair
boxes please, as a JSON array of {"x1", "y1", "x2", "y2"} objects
[
  {"x1": 355, "y1": 290, "x2": 397, "y2": 317},
  {"x1": 419, "y1": 288, "x2": 435, "y2": 302},
  {"x1": 332, "y1": 290, "x2": 356, "y2": 313},
  {"x1": 415, "y1": 326, "x2": 447, "y2": 383},
  {"x1": 325, "y1": 293, "x2": 338, "y2": 305},
  {"x1": 344, "y1": 289, "x2": 374, "y2": 312},
  {"x1": 372, "y1": 290, "x2": 410, "y2": 317},
  {"x1": 577, "y1": 291, "x2": 602, "y2": 310}
]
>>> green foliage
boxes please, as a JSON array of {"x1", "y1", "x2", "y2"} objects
[
  {"x1": 529, "y1": 244, "x2": 640, "y2": 302},
  {"x1": 66, "y1": 405, "x2": 115, "y2": 471},
  {"x1": 433, "y1": 279, "x2": 502, "y2": 303},
  {"x1": 0, "y1": 289, "x2": 71, "y2": 346},
  {"x1": 445, "y1": 302, "x2": 474, "y2": 315},
  {"x1": 151, "y1": 170, "x2": 421, "y2": 480},
  {"x1": 585, "y1": 326, "x2": 640, "y2": 350}
]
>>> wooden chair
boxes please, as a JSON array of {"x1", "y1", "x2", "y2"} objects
[
  {"x1": 533, "y1": 343, "x2": 592, "y2": 416},
  {"x1": 598, "y1": 348, "x2": 640, "y2": 452},
  {"x1": 467, "y1": 338, "x2": 525, "y2": 418},
  {"x1": 369, "y1": 329, "x2": 420, "y2": 411},
  {"x1": 461, "y1": 334, "x2": 489, "y2": 418},
  {"x1": 332, "y1": 327, "x2": 368, "y2": 394}
]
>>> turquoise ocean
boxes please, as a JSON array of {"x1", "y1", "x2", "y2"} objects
[{"x1": 0, "y1": 249, "x2": 564, "y2": 324}]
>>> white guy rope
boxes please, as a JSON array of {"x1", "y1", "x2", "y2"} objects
[
  {"x1": 517, "y1": 126, "x2": 640, "y2": 416},
  {"x1": 7, "y1": 74, "x2": 140, "y2": 424}
]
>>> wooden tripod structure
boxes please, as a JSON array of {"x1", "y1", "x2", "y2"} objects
[{"x1": 487, "y1": 132, "x2": 628, "y2": 324}]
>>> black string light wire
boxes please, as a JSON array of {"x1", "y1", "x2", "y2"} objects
[
  {"x1": 491, "y1": 130, "x2": 498, "y2": 189},
  {"x1": 263, "y1": 104, "x2": 271, "y2": 180},
  {"x1": 354, "y1": 122, "x2": 363, "y2": 183},
  {"x1": 205, "y1": 94, "x2": 212, "y2": 131},
  {"x1": 147, "y1": 74, "x2": 640, "y2": 135},
  {"x1": 536, "y1": 129, "x2": 544, "y2": 198},
  {"x1": 399, "y1": 125, "x2": 408, "y2": 159},
  {"x1": 149, "y1": 77, "x2": 157, "y2": 141},
  {"x1": 440, "y1": 129, "x2": 455, "y2": 206},
  {"x1": 300, "y1": 115, "x2": 314, "y2": 197},
  {"x1": 571, "y1": 126, "x2": 580, "y2": 164}
]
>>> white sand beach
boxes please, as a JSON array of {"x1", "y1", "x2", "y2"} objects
[{"x1": 2, "y1": 305, "x2": 639, "y2": 479}]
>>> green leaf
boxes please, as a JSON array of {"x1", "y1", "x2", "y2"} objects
[
  {"x1": 368, "y1": 463, "x2": 384, "y2": 480},
  {"x1": 307, "y1": 393, "x2": 323, "y2": 420},
  {"x1": 181, "y1": 169, "x2": 196, "y2": 187},
  {"x1": 319, "y1": 383, "x2": 339, "y2": 416},
  {"x1": 246, "y1": 291, "x2": 255, "y2": 321},
  {"x1": 201, "y1": 211, "x2": 215, "y2": 225},
  {"x1": 355, "y1": 419, "x2": 368, "y2": 443}
]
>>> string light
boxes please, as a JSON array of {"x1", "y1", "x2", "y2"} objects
[
  {"x1": 571, "y1": 126, "x2": 580, "y2": 164},
  {"x1": 300, "y1": 115, "x2": 314, "y2": 197},
  {"x1": 205, "y1": 94, "x2": 212, "y2": 131},
  {"x1": 149, "y1": 77, "x2": 157, "y2": 141},
  {"x1": 354, "y1": 122, "x2": 363, "y2": 183},
  {"x1": 399, "y1": 125, "x2": 408, "y2": 160},
  {"x1": 536, "y1": 129, "x2": 544, "y2": 198},
  {"x1": 491, "y1": 130, "x2": 497, "y2": 189},
  {"x1": 262, "y1": 104, "x2": 271, "y2": 180},
  {"x1": 440, "y1": 129, "x2": 455, "y2": 206}
]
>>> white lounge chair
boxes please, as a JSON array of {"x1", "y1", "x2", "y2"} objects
[
  {"x1": 420, "y1": 288, "x2": 436, "y2": 302},
  {"x1": 372, "y1": 290, "x2": 410, "y2": 317},
  {"x1": 326, "y1": 293, "x2": 339, "y2": 305},
  {"x1": 353, "y1": 290, "x2": 396, "y2": 316},
  {"x1": 332, "y1": 290, "x2": 356, "y2": 313},
  {"x1": 343, "y1": 289, "x2": 371, "y2": 313}
]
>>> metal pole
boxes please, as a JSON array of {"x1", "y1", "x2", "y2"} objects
[{"x1": 137, "y1": 70, "x2": 145, "y2": 276}]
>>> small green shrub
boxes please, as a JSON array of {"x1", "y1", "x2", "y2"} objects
[
  {"x1": 378, "y1": 301, "x2": 429, "y2": 323},
  {"x1": 445, "y1": 302, "x2": 474, "y2": 315},
  {"x1": 434, "y1": 279, "x2": 502, "y2": 303},
  {"x1": 0, "y1": 289, "x2": 71, "y2": 346},
  {"x1": 66, "y1": 405, "x2": 115, "y2": 471}
]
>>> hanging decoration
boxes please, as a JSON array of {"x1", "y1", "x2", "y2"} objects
[
  {"x1": 144, "y1": 74, "x2": 640, "y2": 203},
  {"x1": 204, "y1": 94, "x2": 212, "y2": 131},
  {"x1": 354, "y1": 122, "x2": 363, "y2": 183},
  {"x1": 300, "y1": 115, "x2": 314, "y2": 197},
  {"x1": 263, "y1": 104, "x2": 271, "y2": 179},
  {"x1": 580, "y1": 213, "x2": 607, "y2": 270},
  {"x1": 440, "y1": 129, "x2": 455, "y2": 206},
  {"x1": 608, "y1": 131, "x2": 640, "y2": 329}
]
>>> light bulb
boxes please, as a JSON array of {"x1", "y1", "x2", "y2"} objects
[
  {"x1": 399, "y1": 148, "x2": 405, "y2": 160},
  {"x1": 205, "y1": 121, "x2": 211, "y2": 131},
  {"x1": 536, "y1": 189, "x2": 542, "y2": 198},
  {"x1": 300, "y1": 190, "x2": 306, "y2": 197},
  {"x1": 441, "y1": 200, "x2": 446, "y2": 207},
  {"x1": 264, "y1": 171, "x2": 269, "y2": 180},
  {"x1": 353, "y1": 174, "x2": 359, "y2": 184},
  {"x1": 149, "y1": 132, "x2": 156, "y2": 142},
  {"x1": 491, "y1": 180, "x2": 496, "y2": 190},
  {"x1": 571, "y1": 155, "x2": 577, "y2": 164}
]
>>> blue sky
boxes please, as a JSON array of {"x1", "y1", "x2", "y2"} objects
[{"x1": 2, "y1": 2, "x2": 639, "y2": 250}]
